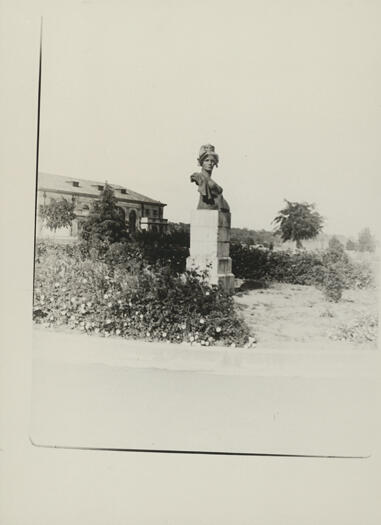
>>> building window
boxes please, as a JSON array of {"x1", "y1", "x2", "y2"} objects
[
  {"x1": 97, "y1": 185, "x2": 104, "y2": 191},
  {"x1": 72, "y1": 181, "x2": 79, "y2": 187},
  {"x1": 120, "y1": 189, "x2": 127, "y2": 195},
  {"x1": 153, "y1": 209, "x2": 158, "y2": 217}
]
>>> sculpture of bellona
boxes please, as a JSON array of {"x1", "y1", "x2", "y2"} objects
[
  {"x1": 190, "y1": 144, "x2": 230, "y2": 212},
  {"x1": 187, "y1": 144, "x2": 235, "y2": 293}
]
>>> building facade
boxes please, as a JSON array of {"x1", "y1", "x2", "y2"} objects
[{"x1": 37, "y1": 172, "x2": 168, "y2": 240}]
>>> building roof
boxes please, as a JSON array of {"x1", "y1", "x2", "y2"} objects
[{"x1": 38, "y1": 172, "x2": 166, "y2": 206}]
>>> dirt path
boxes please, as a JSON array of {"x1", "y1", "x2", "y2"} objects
[{"x1": 234, "y1": 283, "x2": 378, "y2": 351}]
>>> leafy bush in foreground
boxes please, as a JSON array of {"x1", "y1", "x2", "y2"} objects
[{"x1": 33, "y1": 243, "x2": 250, "y2": 347}]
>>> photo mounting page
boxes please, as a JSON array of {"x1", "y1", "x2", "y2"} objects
[{"x1": 31, "y1": 4, "x2": 380, "y2": 457}]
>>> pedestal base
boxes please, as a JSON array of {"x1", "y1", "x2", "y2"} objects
[{"x1": 186, "y1": 210, "x2": 235, "y2": 294}]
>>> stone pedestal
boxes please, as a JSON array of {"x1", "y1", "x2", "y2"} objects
[{"x1": 186, "y1": 210, "x2": 235, "y2": 293}]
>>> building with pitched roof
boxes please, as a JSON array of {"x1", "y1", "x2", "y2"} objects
[{"x1": 36, "y1": 172, "x2": 168, "y2": 240}]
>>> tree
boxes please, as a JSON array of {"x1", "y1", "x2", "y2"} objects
[
  {"x1": 346, "y1": 239, "x2": 357, "y2": 251},
  {"x1": 358, "y1": 228, "x2": 375, "y2": 253},
  {"x1": 39, "y1": 197, "x2": 76, "y2": 231},
  {"x1": 80, "y1": 183, "x2": 128, "y2": 245},
  {"x1": 328, "y1": 236, "x2": 345, "y2": 253},
  {"x1": 273, "y1": 200, "x2": 324, "y2": 249}
]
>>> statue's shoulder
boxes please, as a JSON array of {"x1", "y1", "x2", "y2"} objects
[{"x1": 190, "y1": 171, "x2": 204, "y2": 182}]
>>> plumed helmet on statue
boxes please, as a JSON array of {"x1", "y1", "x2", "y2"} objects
[{"x1": 198, "y1": 144, "x2": 219, "y2": 167}]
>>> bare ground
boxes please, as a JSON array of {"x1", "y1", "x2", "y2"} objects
[{"x1": 234, "y1": 282, "x2": 379, "y2": 351}]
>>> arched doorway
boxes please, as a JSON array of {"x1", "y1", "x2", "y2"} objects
[
  {"x1": 129, "y1": 209, "x2": 137, "y2": 234},
  {"x1": 116, "y1": 206, "x2": 126, "y2": 223}
]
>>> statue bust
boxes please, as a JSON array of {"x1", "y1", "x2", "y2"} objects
[{"x1": 190, "y1": 144, "x2": 230, "y2": 212}]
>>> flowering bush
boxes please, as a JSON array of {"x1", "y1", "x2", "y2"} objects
[{"x1": 33, "y1": 242, "x2": 250, "y2": 347}]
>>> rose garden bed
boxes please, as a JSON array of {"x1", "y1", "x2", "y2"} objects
[{"x1": 33, "y1": 242, "x2": 251, "y2": 347}]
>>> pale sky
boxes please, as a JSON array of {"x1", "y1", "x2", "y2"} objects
[{"x1": 38, "y1": 1, "x2": 381, "y2": 237}]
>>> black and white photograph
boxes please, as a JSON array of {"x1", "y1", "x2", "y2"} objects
[{"x1": 1, "y1": 1, "x2": 381, "y2": 523}]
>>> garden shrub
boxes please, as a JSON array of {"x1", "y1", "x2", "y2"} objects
[
  {"x1": 33, "y1": 243, "x2": 250, "y2": 347},
  {"x1": 319, "y1": 264, "x2": 345, "y2": 302},
  {"x1": 230, "y1": 244, "x2": 270, "y2": 281},
  {"x1": 132, "y1": 231, "x2": 189, "y2": 273},
  {"x1": 318, "y1": 243, "x2": 375, "y2": 301},
  {"x1": 266, "y1": 250, "x2": 325, "y2": 285},
  {"x1": 78, "y1": 231, "x2": 189, "y2": 274},
  {"x1": 330, "y1": 314, "x2": 378, "y2": 345},
  {"x1": 316, "y1": 244, "x2": 348, "y2": 302},
  {"x1": 231, "y1": 244, "x2": 325, "y2": 285},
  {"x1": 230, "y1": 243, "x2": 374, "y2": 295}
]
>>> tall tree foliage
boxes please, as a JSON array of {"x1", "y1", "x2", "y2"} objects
[
  {"x1": 358, "y1": 227, "x2": 375, "y2": 253},
  {"x1": 328, "y1": 236, "x2": 345, "y2": 254},
  {"x1": 273, "y1": 200, "x2": 324, "y2": 249},
  {"x1": 80, "y1": 183, "x2": 128, "y2": 244},
  {"x1": 346, "y1": 239, "x2": 357, "y2": 251},
  {"x1": 39, "y1": 197, "x2": 76, "y2": 231}
]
